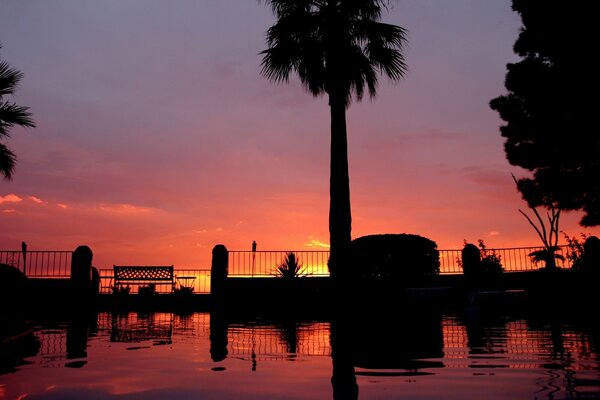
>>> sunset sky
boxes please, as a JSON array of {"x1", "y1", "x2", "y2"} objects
[{"x1": 1, "y1": 1, "x2": 598, "y2": 269}]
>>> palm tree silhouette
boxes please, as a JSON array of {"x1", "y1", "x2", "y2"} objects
[
  {"x1": 1, "y1": 44, "x2": 35, "y2": 180},
  {"x1": 260, "y1": 1, "x2": 407, "y2": 278}
]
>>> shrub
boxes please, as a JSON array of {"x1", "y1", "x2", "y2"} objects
[
  {"x1": 138, "y1": 284, "x2": 156, "y2": 296},
  {"x1": 575, "y1": 235, "x2": 600, "y2": 275},
  {"x1": 274, "y1": 252, "x2": 308, "y2": 279},
  {"x1": 477, "y1": 240, "x2": 504, "y2": 276},
  {"x1": 564, "y1": 233, "x2": 587, "y2": 271},
  {"x1": 112, "y1": 285, "x2": 130, "y2": 296},
  {"x1": 348, "y1": 234, "x2": 440, "y2": 284}
]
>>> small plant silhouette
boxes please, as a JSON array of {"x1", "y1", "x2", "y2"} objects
[
  {"x1": 528, "y1": 247, "x2": 565, "y2": 268},
  {"x1": 174, "y1": 285, "x2": 194, "y2": 295},
  {"x1": 138, "y1": 283, "x2": 156, "y2": 296},
  {"x1": 274, "y1": 252, "x2": 307, "y2": 279},
  {"x1": 476, "y1": 239, "x2": 504, "y2": 275},
  {"x1": 112, "y1": 285, "x2": 130, "y2": 296},
  {"x1": 563, "y1": 232, "x2": 587, "y2": 270}
]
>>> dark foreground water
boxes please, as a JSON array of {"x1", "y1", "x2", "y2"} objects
[{"x1": 1, "y1": 309, "x2": 599, "y2": 399}]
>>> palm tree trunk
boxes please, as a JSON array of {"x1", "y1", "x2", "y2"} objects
[{"x1": 329, "y1": 94, "x2": 352, "y2": 279}]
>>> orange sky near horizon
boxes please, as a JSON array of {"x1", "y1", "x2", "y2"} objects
[{"x1": 1, "y1": 1, "x2": 599, "y2": 270}]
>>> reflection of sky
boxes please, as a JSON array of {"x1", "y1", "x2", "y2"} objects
[
  {"x1": 1, "y1": 1, "x2": 598, "y2": 269},
  {"x1": 1, "y1": 312, "x2": 598, "y2": 399}
]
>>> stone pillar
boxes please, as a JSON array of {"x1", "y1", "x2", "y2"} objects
[
  {"x1": 461, "y1": 243, "x2": 481, "y2": 289},
  {"x1": 211, "y1": 244, "x2": 228, "y2": 302},
  {"x1": 71, "y1": 246, "x2": 93, "y2": 300},
  {"x1": 461, "y1": 243, "x2": 481, "y2": 277},
  {"x1": 583, "y1": 235, "x2": 600, "y2": 274}
]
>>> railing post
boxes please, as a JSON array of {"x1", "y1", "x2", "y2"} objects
[
  {"x1": 21, "y1": 241, "x2": 27, "y2": 276},
  {"x1": 211, "y1": 244, "x2": 228, "y2": 302}
]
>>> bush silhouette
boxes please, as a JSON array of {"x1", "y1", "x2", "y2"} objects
[{"x1": 348, "y1": 234, "x2": 439, "y2": 285}]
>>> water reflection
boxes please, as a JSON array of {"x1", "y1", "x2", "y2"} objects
[
  {"x1": 110, "y1": 312, "x2": 173, "y2": 345},
  {"x1": 352, "y1": 309, "x2": 444, "y2": 372},
  {"x1": 0, "y1": 310, "x2": 599, "y2": 399},
  {"x1": 65, "y1": 313, "x2": 97, "y2": 368}
]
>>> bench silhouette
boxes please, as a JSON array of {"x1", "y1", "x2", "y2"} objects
[{"x1": 113, "y1": 265, "x2": 175, "y2": 293}]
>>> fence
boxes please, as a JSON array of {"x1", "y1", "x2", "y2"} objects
[
  {"x1": 228, "y1": 250, "x2": 330, "y2": 277},
  {"x1": 228, "y1": 245, "x2": 573, "y2": 277},
  {"x1": 0, "y1": 244, "x2": 574, "y2": 284},
  {"x1": 0, "y1": 250, "x2": 72, "y2": 277}
]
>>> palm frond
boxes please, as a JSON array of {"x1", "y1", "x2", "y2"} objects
[
  {"x1": 0, "y1": 61, "x2": 24, "y2": 97},
  {"x1": 0, "y1": 101, "x2": 36, "y2": 138},
  {"x1": 0, "y1": 142, "x2": 17, "y2": 180}
]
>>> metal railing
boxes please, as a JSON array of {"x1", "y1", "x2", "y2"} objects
[
  {"x1": 228, "y1": 250, "x2": 330, "y2": 277},
  {"x1": 228, "y1": 245, "x2": 573, "y2": 277},
  {"x1": 0, "y1": 250, "x2": 72, "y2": 278},
  {"x1": 0, "y1": 244, "x2": 574, "y2": 283},
  {"x1": 439, "y1": 245, "x2": 571, "y2": 274},
  {"x1": 99, "y1": 268, "x2": 211, "y2": 294}
]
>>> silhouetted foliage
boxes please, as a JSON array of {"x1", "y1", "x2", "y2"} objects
[
  {"x1": 570, "y1": 235, "x2": 600, "y2": 276},
  {"x1": 348, "y1": 234, "x2": 439, "y2": 285},
  {"x1": 112, "y1": 285, "x2": 130, "y2": 296},
  {"x1": 564, "y1": 232, "x2": 587, "y2": 271},
  {"x1": 476, "y1": 240, "x2": 504, "y2": 276},
  {"x1": 138, "y1": 284, "x2": 157, "y2": 296},
  {"x1": 174, "y1": 285, "x2": 194, "y2": 295},
  {"x1": 274, "y1": 252, "x2": 307, "y2": 279},
  {"x1": 1, "y1": 44, "x2": 35, "y2": 180},
  {"x1": 260, "y1": 1, "x2": 408, "y2": 277},
  {"x1": 490, "y1": 1, "x2": 600, "y2": 226}
]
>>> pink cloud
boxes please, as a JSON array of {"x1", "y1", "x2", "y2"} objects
[
  {"x1": 0, "y1": 194, "x2": 23, "y2": 205},
  {"x1": 28, "y1": 195, "x2": 44, "y2": 204}
]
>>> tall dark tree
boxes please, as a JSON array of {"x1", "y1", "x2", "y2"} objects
[
  {"x1": 490, "y1": 1, "x2": 600, "y2": 226},
  {"x1": 260, "y1": 0, "x2": 407, "y2": 277},
  {"x1": 0, "y1": 44, "x2": 35, "y2": 180}
]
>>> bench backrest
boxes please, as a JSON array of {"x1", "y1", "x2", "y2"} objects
[{"x1": 113, "y1": 265, "x2": 174, "y2": 281}]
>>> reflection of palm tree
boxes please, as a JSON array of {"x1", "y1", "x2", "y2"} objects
[
  {"x1": 330, "y1": 316, "x2": 358, "y2": 400},
  {"x1": 1, "y1": 44, "x2": 35, "y2": 180},
  {"x1": 261, "y1": 1, "x2": 407, "y2": 277}
]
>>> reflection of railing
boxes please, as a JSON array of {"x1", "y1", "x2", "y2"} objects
[
  {"x1": 228, "y1": 250, "x2": 330, "y2": 277},
  {"x1": 98, "y1": 268, "x2": 211, "y2": 294},
  {"x1": 441, "y1": 317, "x2": 591, "y2": 370},
  {"x1": 228, "y1": 323, "x2": 331, "y2": 359},
  {"x1": 0, "y1": 250, "x2": 72, "y2": 277}
]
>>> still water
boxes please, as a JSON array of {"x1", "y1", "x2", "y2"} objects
[{"x1": 1, "y1": 310, "x2": 599, "y2": 399}]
